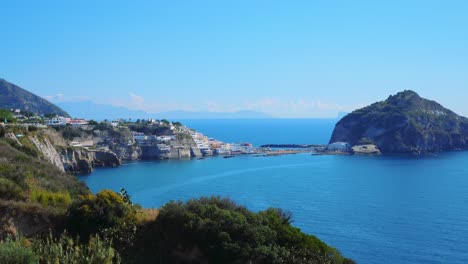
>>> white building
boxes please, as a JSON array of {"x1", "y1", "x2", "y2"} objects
[
  {"x1": 47, "y1": 116, "x2": 70, "y2": 126},
  {"x1": 111, "y1": 120, "x2": 120, "y2": 127},
  {"x1": 156, "y1": 135, "x2": 175, "y2": 141},
  {"x1": 132, "y1": 131, "x2": 148, "y2": 142},
  {"x1": 327, "y1": 142, "x2": 351, "y2": 152},
  {"x1": 157, "y1": 144, "x2": 171, "y2": 152}
]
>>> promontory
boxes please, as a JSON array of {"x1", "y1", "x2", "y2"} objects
[{"x1": 329, "y1": 90, "x2": 468, "y2": 154}]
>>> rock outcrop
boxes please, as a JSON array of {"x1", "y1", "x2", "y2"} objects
[
  {"x1": 330, "y1": 90, "x2": 468, "y2": 154},
  {"x1": 29, "y1": 135, "x2": 65, "y2": 171},
  {"x1": 112, "y1": 144, "x2": 142, "y2": 160},
  {"x1": 59, "y1": 147, "x2": 120, "y2": 174},
  {"x1": 141, "y1": 133, "x2": 202, "y2": 160},
  {"x1": 141, "y1": 145, "x2": 198, "y2": 160}
]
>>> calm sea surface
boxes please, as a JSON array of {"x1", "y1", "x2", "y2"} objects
[{"x1": 79, "y1": 119, "x2": 468, "y2": 264}]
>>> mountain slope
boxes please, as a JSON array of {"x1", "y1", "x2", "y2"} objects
[
  {"x1": 329, "y1": 90, "x2": 468, "y2": 154},
  {"x1": 0, "y1": 79, "x2": 70, "y2": 117}
]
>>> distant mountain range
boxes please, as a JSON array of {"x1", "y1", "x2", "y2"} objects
[
  {"x1": 57, "y1": 101, "x2": 272, "y2": 120},
  {"x1": 0, "y1": 79, "x2": 70, "y2": 117}
]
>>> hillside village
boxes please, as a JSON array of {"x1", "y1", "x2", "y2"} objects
[{"x1": 0, "y1": 108, "x2": 264, "y2": 174}]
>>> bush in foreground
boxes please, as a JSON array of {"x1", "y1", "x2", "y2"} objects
[
  {"x1": 66, "y1": 189, "x2": 139, "y2": 250},
  {"x1": 130, "y1": 196, "x2": 354, "y2": 264},
  {"x1": 0, "y1": 236, "x2": 37, "y2": 264},
  {"x1": 33, "y1": 232, "x2": 120, "y2": 264}
]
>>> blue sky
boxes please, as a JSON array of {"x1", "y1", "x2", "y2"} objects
[{"x1": 1, "y1": 0, "x2": 467, "y2": 117}]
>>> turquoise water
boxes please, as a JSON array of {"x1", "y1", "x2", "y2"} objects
[{"x1": 79, "y1": 120, "x2": 468, "y2": 263}]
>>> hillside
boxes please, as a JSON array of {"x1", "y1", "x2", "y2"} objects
[
  {"x1": 330, "y1": 90, "x2": 468, "y2": 154},
  {"x1": 0, "y1": 79, "x2": 70, "y2": 117}
]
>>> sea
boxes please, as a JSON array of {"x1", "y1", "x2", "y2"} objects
[{"x1": 78, "y1": 119, "x2": 468, "y2": 264}]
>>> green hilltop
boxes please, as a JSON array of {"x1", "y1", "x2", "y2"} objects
[{"x1": 330, "y1": 90, "x2": 468, "y2": 154}]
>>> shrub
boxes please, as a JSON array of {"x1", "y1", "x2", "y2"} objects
[
  {"x1": 31, "y1": 189, "x2": 72, "y2": 207},
  {"x1": 33, "y1": 232, "x2": 120, "y2": 264},
  {"x1": 0, "y1": 235, "x2": 38, "y2": 264},
  {"x1": 66, "y1": 189, "x2": 139, "y2": 250},
  {"x1": 133, "y1": 196, "x2": 350, "y2": 264},
  {"x1": 60, "y1": 126, "x2": 83, "y2": 140},
  {"x1": 0, "y1": 178, "x2": 24, "y2": 200}
]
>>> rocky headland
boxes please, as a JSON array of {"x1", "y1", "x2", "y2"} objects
[{"x1": 329, "y1": 90, "x2": 468, "y2": 154}]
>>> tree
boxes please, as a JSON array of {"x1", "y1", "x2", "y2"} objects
[
  {"x1": 44, "y1": 113, "x2": 57, "y2": 119},
  {"x1": 88, "y1": 120, "x2": 98, "y2": 126},
  {"x1": 66, "y1": 190, "x2": 139, "y2": 250},
  {"x1": 0, "y1": 109, "x2": 14, "y2": 123}
]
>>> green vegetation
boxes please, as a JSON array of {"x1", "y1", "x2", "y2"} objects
[
  {"x1": 0, "y1": 109, "x2": 15, "y2": 123},
  {"x1": 33, "y1": 233, "x2": 120, "y2": 264},
  {"x1": 0, "y1": 138, "x2": 88, "y2": 205},
  {"x1": 31, "y1": 189, "x2": 72, "y2": 207},
  {"x1": 130, "y1": 196, "x2": 354, "y2": 264},
  {"x1": 331, "y1": 90, "x2": 468, "y2": 153},
  {"x1": 0, "y1": 236, "x2": 37, "y2": 264},
  {"x1": 128, "y1": 123, "x2": 172, "y2": 136},
  {"x1": 60, "y1": 125, "x2": 84, "y2": 140},
  {"x1": 88, "y1": 119, "x2": 99, "y2": 126},
  {"x1": 66, "y1": 190, "x2": 139, "y2": 250},
  {"x1": 0, "y1": 178, "x2": 24, "y2": 200},
  {"x1": 0, "y1": 233, "x2": 120, "y2": 264}
]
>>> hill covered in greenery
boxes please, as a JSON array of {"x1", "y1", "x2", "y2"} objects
[
  {"x1": 0, "y1": 79, "x2": 70, "y2": 117},
  {"x1": 330, "y1": 90, "x2": 468, "y2": 154}
]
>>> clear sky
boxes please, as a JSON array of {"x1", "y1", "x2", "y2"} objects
[{"x1": 1, "y1": 0, "x2": 467, "y2": 118}]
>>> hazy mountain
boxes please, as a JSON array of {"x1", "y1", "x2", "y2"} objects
[
  {"x1": 330, "y1": 90, "x2": 468, "y2": 154},
  {"x1": 156, "y1": 110, "x2": 272, "y2": 119},
  {"x1": 0, "y1": 79, "x2": 70, "y2": 117},
  {"x1": 57, "y1": 101, "x2": 150, "y2": 120},
  {"x1": 57, "y1": 101, "x2": 272, "y2": 120}
]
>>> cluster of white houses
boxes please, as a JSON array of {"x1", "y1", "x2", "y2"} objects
[
  {"x1": 190, "y1": 130, "x2": 255, "y2": 156},
  {"x1": 129, "y1": 127, "x2": 256, "y2": 156},
  {"x1": 131, "y1": 131, "x2": 176, "y2": 144},
  {"x1": 46, "y1": 116, "x2": 88, "y2": 127}
]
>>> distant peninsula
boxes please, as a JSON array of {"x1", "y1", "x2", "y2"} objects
[{"x1": 329, "y1": 90, "x2": 468, "y2": 154}]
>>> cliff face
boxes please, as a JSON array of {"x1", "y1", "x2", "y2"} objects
[
  {"x1": 141, "y1": 146, "x2": 200, "y2": 159},
  {"x1": 21, "y1": 128, "x2": 121, "y2": 174},
  {"x1": 107, "y1": 127, "x2": 142, "y2": 160},
  {"x1": 330, "y1": 90, "x2": 468, "y2": 154},
  {"x1": 59, "y1": 148, "x2": 120, "y2": 174},
  {"x1": 29, "y1": 135, "x2": 65, "y2": 171},
  {"x1": 141, "y1": 134, "x2": 202, "y2": 160}
]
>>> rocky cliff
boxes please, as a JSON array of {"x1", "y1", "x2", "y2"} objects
[
  {"x1": 141, "y1": 134, "x2": 202, "y2": 160},
  {"x1": 18, "y1": 127, "x2": 121, "y2": 174},
  {"x1": 59, "y1": 147, "x2": 120, "y2": 174},
  {"x1": 330, "y1": 90, "x2": 468, "y2": 154},
  {"x1": 141, "y1": 145, "x2": 201, "y2": 160},
  {"x1": 29, "y1": 135, "x2": 65, "y2": 171}
]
